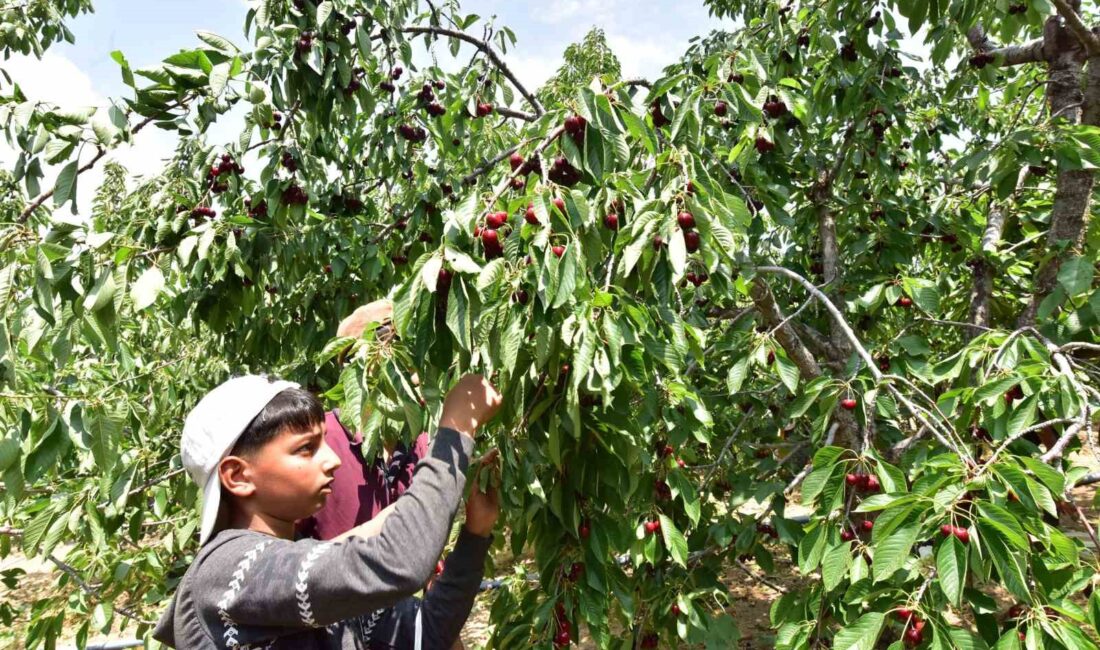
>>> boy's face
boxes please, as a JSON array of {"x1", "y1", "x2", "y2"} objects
[{"x1": 228, "y1": 422, "x2": 342, "y2": 524}]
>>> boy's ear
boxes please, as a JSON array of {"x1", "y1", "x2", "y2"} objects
[{"x1": 218, "y1": 455, "x2": 257, "y2": 498}]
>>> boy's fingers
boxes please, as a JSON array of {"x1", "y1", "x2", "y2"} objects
[{"x1": 473, "y1": 448, "x2": 499, "y2": 466}]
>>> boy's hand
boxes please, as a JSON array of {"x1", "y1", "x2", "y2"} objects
[
  {"x1": 464, "y1": 450, "x2": 500, "y2": 537},
  {"x1": 439, "y1": 374, "x2": 502, "y2": 439}
]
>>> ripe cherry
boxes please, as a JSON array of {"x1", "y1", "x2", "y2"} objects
[
  {"x1": 845, "y1": 473, "x2": 861, "y2": 486},
  {"x1": 677, "y1": 211, "x2": 696, "y2": 230},
  {"x1": 604, "y1": 213, "x2": 620, "y2": 230},
  {"x1": 553, "y1": 629, "x2": 571, "y2": 647},
  {"x1": 940, "y1": 524, "x2": 954, "y2": 537},
  {"x1": 840, "y1": 528, "x2": 855, "y2": 542},
  {"x1": 840, "y1": 397, "x2": 858, "y2": 410},
  {"x1": 861, "y1": 520, "x2": 874, "y2": 532},
  {"x1": 652, "y1": 235, "x2": 665, "y2": 250},
  {"x1": 437, "y1": 268, "x2": 453, "y2": 291},
  {"x1": 525, "y1": 203, "x2": 540, "y2": 225},
  {"x1": 644, "y1": 519, "x2": 661, "y2": 535},
  {"x1": 714, "y1": 101, "x2": 728, "y2": 117},
  {"x1": 898, "y1": 296, "x2": 913, "y2": 308},
  {"x1": 895, "y1": 608, "x2": 914, "y2": 620},
  {"x1": 552, "y1": 197, "x2": 566, "y2": 212},
  {"x1": 579, "y1": 521, "x2": 590, "y2": 539},
  {"x1": 754, "y1": 136, "x2": 775, "y2": 154},
  {"x1": 954, "y1": 527, "x2": 970, "y2": 544},
  {"x1": 509, "y1": 153, "x2": 525, "y2": 171},
  {"x1": 671, "y1": 604, "x2": 682, "y2": 616},
  {"x1": 552, "y1": 245, "x2": 566, "y2": 258},
  {"x1": 684, "y1": 231, "x2": 701, "y2": 253},
  {"x1": 864, "y1": 476, "x2": 880, "y2": 492},
  {"x1": 481, "y1": 228, "x2": 502, "y2": 259},
  {"x1": 486, "y1": 211, "x2": 507, "y2": 229},
  {"x1": 903, "y1": 627, "x2": 923, "y2": 646}
]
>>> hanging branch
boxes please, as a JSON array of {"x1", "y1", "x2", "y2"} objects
[
  {"x1": 402, "y1": 25, "x2": 546, "y2": 117},
  {"x1": 755, "y1": 266, "x2": 969, "y2": 461}
]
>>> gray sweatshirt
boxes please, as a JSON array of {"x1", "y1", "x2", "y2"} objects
[{"x1": 153, "y1": 428, "x2": 490, "y2": 649}]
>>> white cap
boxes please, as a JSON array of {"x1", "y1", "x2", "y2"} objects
[{"x1": 181, "y1": 375, "x2": 300, "y2": 545}]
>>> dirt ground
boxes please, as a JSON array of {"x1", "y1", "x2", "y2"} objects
[{"x1": 3, "y1": 452, "x2": 1097, "y2": 649}]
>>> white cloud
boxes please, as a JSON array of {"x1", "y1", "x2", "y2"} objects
[
  {"x1": 604, "y1": 31, "x2": 682, "y2": 81},
  {"x1": 506, "y1": 52, "x2": 560, "y2": 93},
  {"x1": 531, "y1": 0, "x2": 624, "y2": 27}
]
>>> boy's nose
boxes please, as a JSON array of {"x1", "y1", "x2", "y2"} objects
[{"x1": 319, "y1": 441, "x2": 342, "y2": 473}]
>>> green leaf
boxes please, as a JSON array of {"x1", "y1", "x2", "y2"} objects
[
  {"x1": 977, "y1": 502, "x2": 1028, "y2": 550},
  {"x1": 854, "y1": 493, "x2": 915, "y2": 513},
  {"x1": 1057, "y1": 256, "x2": 1093, "y2": 296},
  {"x1": 800, "y1": 465, "x2": 835, "y2": 505},
  {"x1": 726, "y1": 356, "x2": 750, "y2": 394},
  {"x1": 316, "y1": 1, "x2": 333, "y2": 26},
  {"x1": 872, "y1": 522, "x2": 919, "y2": 582},
  {"x1": 821, "y1": 541, "x2": 852, "y2": 591},
  {"x1": 658, "y1": 514, "x2": 689, "y2": 567},
  {"x1": 195, "y1": 31, "x2": 237, "y2": 53},
  {"x1": 83, "y1": 268, "x2": 118, "y2": 312},
  {"x1": 774, "y1": 354, "x2": 800, "y2": 393},
  {"x1": 208, "y1": 61, "x2": 231, "y2": 97},
  {"x1": 937, "y1": 534, "x2": 967, "y2": 607},
  {"x1": 130, "y1": 266, "x2": 164, "y2": 310},
  {"x1": 798, "y1": 523, "x2": 827, "y2": 573},
  {"x1": 52, "y1": 160, "x2": 79, "y2": 209},
  {"x1": 832, "y1": 612, "x2": 885, "y2": 650}
]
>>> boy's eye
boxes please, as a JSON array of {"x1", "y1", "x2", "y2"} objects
[{"x1": 296, "y1": 444, "x2": 313, "y2": 454}]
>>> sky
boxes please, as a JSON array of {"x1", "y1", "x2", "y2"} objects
[{"x1": 1, "y1": 0, "x2": 746, "y2": 215}]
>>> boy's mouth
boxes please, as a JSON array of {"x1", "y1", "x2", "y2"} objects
[{"x1": 320, "y1": 478, "x2": 335, "y2": 494}]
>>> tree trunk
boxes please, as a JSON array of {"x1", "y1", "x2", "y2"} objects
[{"x1": 1018, "y1": 16, "x2": 1093, "y2": 326}]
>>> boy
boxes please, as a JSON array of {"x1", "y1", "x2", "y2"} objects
[{"x1": 153, "y1": 373, "x2": 502, "y2": 648}]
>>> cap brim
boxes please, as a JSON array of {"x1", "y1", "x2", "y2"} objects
[{"x1": 198, "y1": 470, "x2": 223, "y2": 546}]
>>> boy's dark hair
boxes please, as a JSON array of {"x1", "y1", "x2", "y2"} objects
[{"x1": 231, "y1": 387, "x2": 325, "y2": 458}]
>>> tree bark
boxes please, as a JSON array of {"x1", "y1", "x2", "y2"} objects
[
  {"x1": 1018, "y1": 16, "x2": 1094, "y2": 326},
  {"x1": 814, "y1": 127, "x2": 856, "y2": 359},
  {"x1": 967, "y1": 205, "x2": 1006, "y2": 337}
]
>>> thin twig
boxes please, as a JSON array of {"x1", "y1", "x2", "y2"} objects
[{"x1": 402, "y1": 26, "x2": 545, "y2": 116}]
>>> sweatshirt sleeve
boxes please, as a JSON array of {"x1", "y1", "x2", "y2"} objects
[
  {"x1": 197, "y1": 428, "x2": 474, "y2": 630},
  {"x1": 366, "y1": 529, "x2": 493, "y2": 648}
]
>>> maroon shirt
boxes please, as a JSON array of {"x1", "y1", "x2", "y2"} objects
[{"x1": 297, "y1": 411, "x2": 430, "y2": 541}]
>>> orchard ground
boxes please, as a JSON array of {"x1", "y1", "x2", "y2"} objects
[{"x1": 5, "y1": 450, "x2": 1098, "y2": 649}]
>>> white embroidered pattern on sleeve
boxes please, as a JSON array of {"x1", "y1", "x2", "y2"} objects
[
  {"x1": 357, "y1": 609, "x2": 385, "y2": 643},
  {"x1": 296, "y1": 542, "x2": 333, "y2": 627},
  {"x1": 216, "y1": 539, "x2": 274, "y2": 649}
]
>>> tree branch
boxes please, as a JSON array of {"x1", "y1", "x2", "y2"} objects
[
  {"x1": 402, "y1": 25, "x2": 545, "y2": 117},
  {"x1": 461, "y1": 144, "x2": 521, "y2": 186},
  {"x1": 967, "y1": 26, "x2": 1046, "y2": 66},
  {"x1": 1049, "y1": 0, "x2": 1100, "y2": 55},
  {"x1": 495, "y1": 105, "x2": 537, "y2": 121},
  {"x1": 756, "y1": 266, "x2": 969, "y2": 460}
]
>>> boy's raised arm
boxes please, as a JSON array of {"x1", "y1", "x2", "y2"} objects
[{"x1": 195, "y1": 375, "x2": 501, "y2": 630}]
